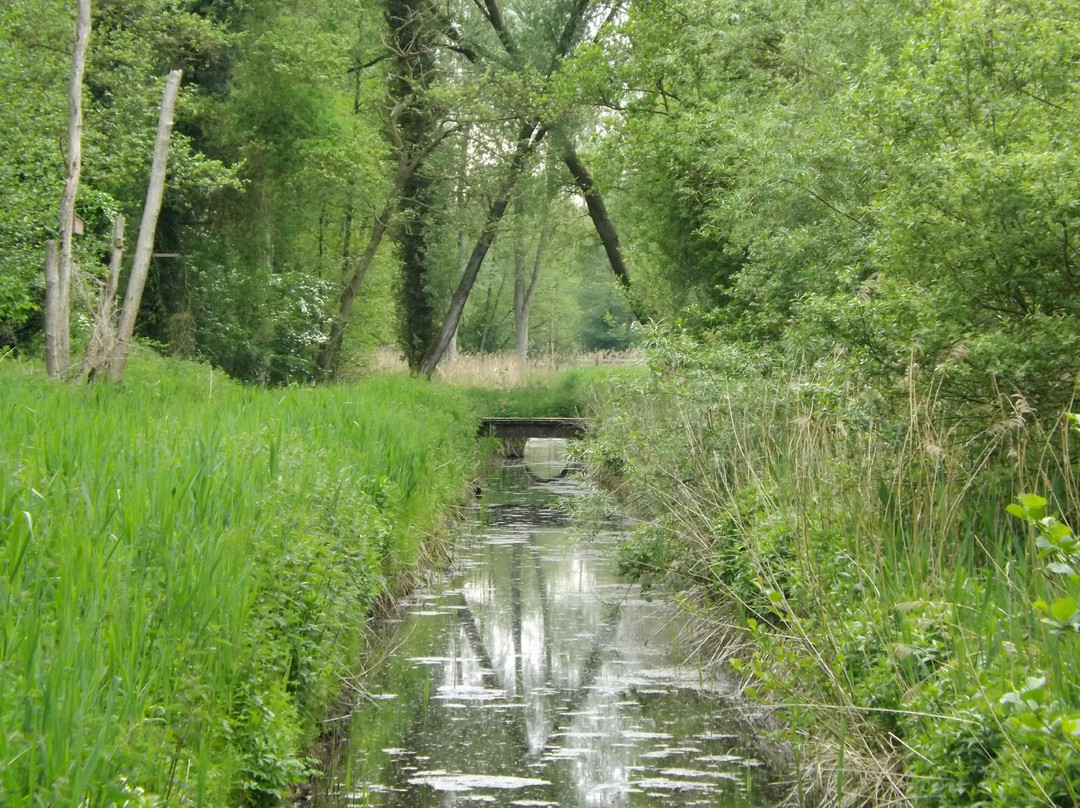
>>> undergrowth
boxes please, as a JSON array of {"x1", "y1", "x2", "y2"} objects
[
  {"x1": 590, "y1": 331, "x2": 1080, "y2": 807},
  {"x1": 0, "y1": 351, "x2": 478, "y2": 806}
]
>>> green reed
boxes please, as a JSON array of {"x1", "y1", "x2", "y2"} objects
[
  {"x1": 594, "y1": 348, "x2": 1079, "y2": 807},
  {"x1": 0, "y1": 352, "x2": 478, "y2": 807}
]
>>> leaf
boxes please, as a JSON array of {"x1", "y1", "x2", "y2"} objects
[
  {"x1": 1049, "y1": 597, "x2": 1078, "y2": 622},
  {"x1": 1021, "y1": 676, "x2": 1047, "y2": 695},
  {"x1": 999, "y1": 691, "x2": 1026, "y2": 709},
  {"x1": 1018, "y1": 494, "x2": 1047, "y2": 520},
  {"x1": 1006, "y1": 503, "x2": 1027, "y2": 520},
  {"x1": 1041, "y1": 518, "x2": 1073, "y2": 542},
  {"x1": 1047, "y1": 562, "x2": 1076, "y2": 576}
]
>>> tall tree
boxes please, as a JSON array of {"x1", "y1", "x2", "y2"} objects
[
  {"x1": 512, "y1": 190, "x2": 549, "y2": 363},
  {"x1": 419, "y1": 0, "x2": 621, "y2": 376}
]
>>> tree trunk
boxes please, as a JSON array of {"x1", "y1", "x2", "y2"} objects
[
  {"x1": 514, "y1": 212, "x2": 547, "y2": 365},
  {"x1": 559, "y1": 144, "x2": 632, "y2": 292},
  {"x1": 447, "y1": 129, "x2": 471, "y2": 365},
  {"x1": 316, "y1": 202, "x2": 393, "y2": 377},
  {"x1": 44, "y1": 241, "x2": 61, "y2": 375},
  {"x1": 479, "y1": 270, "x2": 506, "y2": 353},
  {"x1": 81, "y1": 213, "x2": 125, "y2": 378},
  {"x1": 109, "y1": 69, "x2": 182, "y2": 381},
  {"x1": 419, "y1": 122, "x2": 545, "y2": 377},
  {"x1": 46, "y1": 0, "x2": 91, "y2": 377}
]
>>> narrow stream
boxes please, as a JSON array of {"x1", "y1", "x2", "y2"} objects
[{"x1": 315, "y1": 440, "x2": 783, "y2": 807}]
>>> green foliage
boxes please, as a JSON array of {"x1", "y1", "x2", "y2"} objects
[
  {"x1": 596, "y1": 0, "x2": 1080, "y2": 414},
  {"x1": 0, "y1": 1, "x2": 70, "y2": 343},
  {"x1": 0, "y1": 352, "x2": 478, "y2": 806},
  {"x1": 591, "y1": 334, "x2": 1080, "y2": 805}
]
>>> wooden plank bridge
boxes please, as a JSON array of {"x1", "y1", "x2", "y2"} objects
[{"x1": 478, "y1": 417, "x2": 590, "y2": 440}]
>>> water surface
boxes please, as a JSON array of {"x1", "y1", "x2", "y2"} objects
[{"x1": 317, "y1": 440, "x2": 781, "y2": 807}]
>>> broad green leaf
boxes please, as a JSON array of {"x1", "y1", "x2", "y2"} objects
[
  {"x1": 1049, "y1": 597, "x2": 1078, "y2": 622},
  {"x1": 1019, "y1": 495, "x2": 1047, "y2": 520},
  {"x1": 1006, "y1": 503, "x2": 1027, "y2": 520}
]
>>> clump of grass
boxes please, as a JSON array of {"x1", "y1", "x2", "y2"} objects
[
  {"x1": 0, "y1": 350, "x2": 478, "y2": 807},
  {"x1": 592, "y1": 341, "x2": 1080, "y2": 807}
]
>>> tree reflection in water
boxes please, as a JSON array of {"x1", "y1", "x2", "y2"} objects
[{"x1": 317, "y1": 451, "x2": 783, "y2": 808}]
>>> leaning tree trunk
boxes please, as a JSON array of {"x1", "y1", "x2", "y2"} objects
[
  {"x1": 316, "y1": 202, "x2": 393, "y2": 378},
  {"x1": 559, "y1": 144, "x2": 631, "y2": 291},
  {"x1": 45, "y1": 0, "x2": 91, "y2": 377},
  {"x1": 447, "y1": 128, "x2": 471, "y2": 364},
  {"x1": 418, "y1": 122, "x2": 546, "y2": 377},
  {"x1": 108, "y1": 69, "x2": 182, "y2": 381}
]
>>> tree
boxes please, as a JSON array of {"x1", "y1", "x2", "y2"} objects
[
  {"x1": 513, "y1": 195, "x2": 547, "y2": 363},
  {"x1": 418, "y1": 0, "x2": 636, "y2": 376},
  {"x1": 107, "y1": 69, "x2": 182, "y2": 380},
  {"x1": 44, "y1": 0, "x2": 90, "y2": 377}
]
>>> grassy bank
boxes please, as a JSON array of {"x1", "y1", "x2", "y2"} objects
[
  {"x1": 362, "y1": 349, "x2": 644, "y2": 418},
  {"x1": 591, "y1": 340, "x2": 1079, "y2": 806},
  {"x1": 0, "y1": 353, "x2": 478, "y2": 807}
]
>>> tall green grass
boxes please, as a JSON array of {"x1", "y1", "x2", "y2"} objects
[
  {"x1": 0, "y1": 352, "x2": 478, "y2": 806},
  {"x1": 458, "y1": 365, "x2": 640, "y2": 418},
  {"x1": 593, "y1": 342, "x2": 1080, "y2": 807}
]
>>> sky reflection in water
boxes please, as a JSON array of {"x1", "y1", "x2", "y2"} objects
[{"x1": 319, "y1": 440, "x2": 780, "y2": 807}]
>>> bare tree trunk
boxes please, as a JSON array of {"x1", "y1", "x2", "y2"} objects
[
  {"x1": 447, "y1": 129, "x2": 471, "y2": 364},
  {"x1": 514, "y1": 222, "x2": 546, "y2": 365},
  {"x1": 419, "y1": 122, "x2": 545, "y2": 377},
  {"x1": 478, "y1": 286, "x2": 493, "y2": 352},
  {"x1": 44, "y1": 241, "x2": 61, "y2": 375},
  {"x1": 81, "y1": 213, "x2": 125, "y2": 378},
  {"x1": 316, "y1": 204, "x2": 327, "y2": 277},
  {"x1": 45, "y1": 0, "x2": 91, "y2": 377},
  {"x1": 109, "y1": 69, "x2": 182, "y2": 381},
  {"x1": 446, "y1": 219, "x2": 464, "y2": 363},
  {"x1": 559, "y1": 144, "x2": 632, "y2": 291}
]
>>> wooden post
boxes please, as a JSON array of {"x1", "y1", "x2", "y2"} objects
[{"x1": 109, "y1": 69, "x2": 182, "y2": 381}]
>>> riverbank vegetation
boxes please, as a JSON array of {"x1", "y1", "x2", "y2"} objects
[
  {"x1": 576, "y1": 0, "x2": 1080, "y2": 802},
  {"x1": 3, "y1": 0, "x2": 1079, "y2": 803},
  {"x1": 0, "y1": 352, "x2": 478, "y2": 806},
  {"x1": 593, "y1": 342, "x2": 1079, "y2": 805}
]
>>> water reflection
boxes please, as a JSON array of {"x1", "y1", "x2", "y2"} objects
[
  {"x1": 317, "y1": 451, "x2": 780, "y2": 807},
  {"x1": 522, "y1": 438, "x2": 572, "y2": 480}
]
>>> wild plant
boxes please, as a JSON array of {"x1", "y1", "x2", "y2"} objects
[
  {"x1": 0, "y1": 352, "x2": 477, "y2": 806},
  {"x1": 590, "y1": 332, "x2": 1080, "y2": 806}
]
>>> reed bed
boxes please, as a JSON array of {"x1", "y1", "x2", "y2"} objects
[
  {"x1": 593, "y1": 346, "x2": 1080, "y2": 806},
  {"x1": 0, "y1": 352, "x2": 478, "y2": 807}
]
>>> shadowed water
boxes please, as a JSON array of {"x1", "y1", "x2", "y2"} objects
[{"x1": 315, "y1": 440, "x2": 782, "y2": 807}]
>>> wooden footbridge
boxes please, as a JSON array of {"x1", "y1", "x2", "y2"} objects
[{"x1": 478, "y1": 417, "x2": 590, "y2": 440}]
